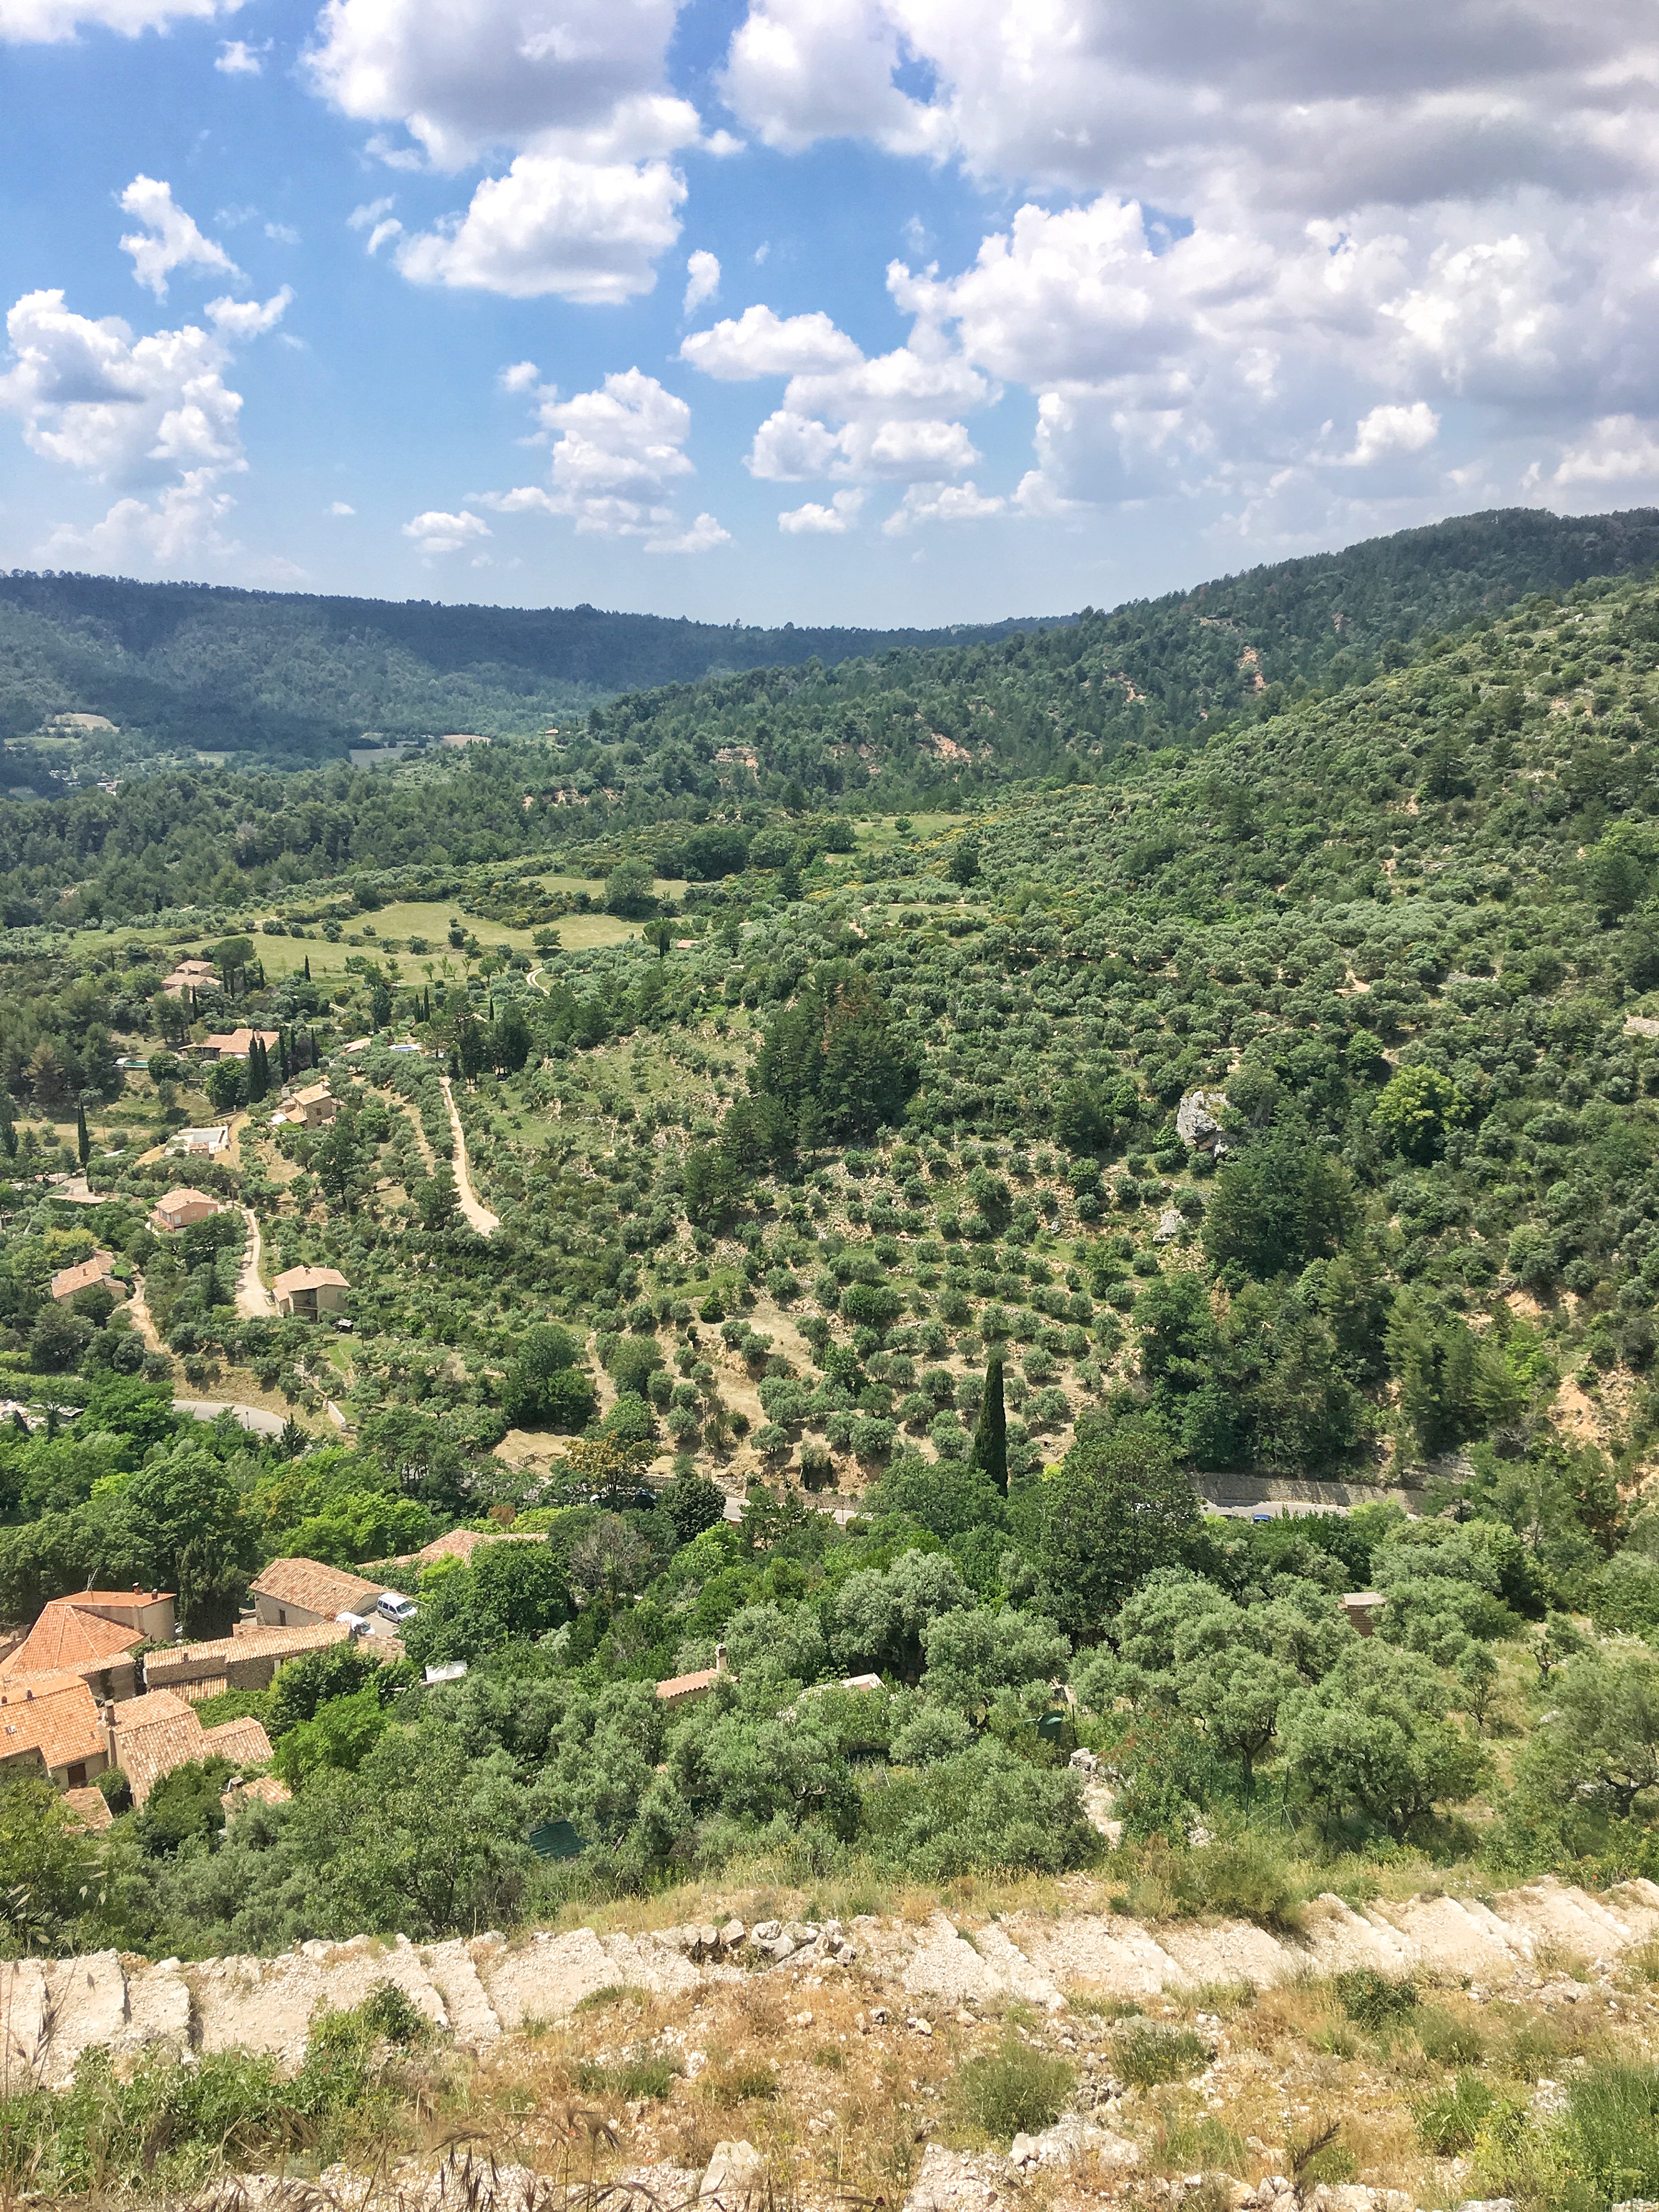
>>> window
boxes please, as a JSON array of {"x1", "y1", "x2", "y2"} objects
[
  {"x1": 278, "y1": 1608, "x2": 287, "y2": 1626},
  {"x1": 66, "y1": 1763, "x2": 86, "y2": 1787}
]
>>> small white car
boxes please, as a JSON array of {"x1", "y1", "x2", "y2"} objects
[{"x1": 377, "y1": 1590, "x2": 418, "y2": 1627}]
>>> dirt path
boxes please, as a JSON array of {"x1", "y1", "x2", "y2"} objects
[
  {"x1": 438, "y1": 1074, "x2": 500, "y2": 1235},
  {"x1": 235, "y1": 1206, "x2": 276, "y2": 1318},
  {"x1": 127, "y1": 1277, "x2": 170, "y2": 1360}
]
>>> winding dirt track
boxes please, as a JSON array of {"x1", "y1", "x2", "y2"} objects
[{"x1": 438, "y1": 1074, "x2": 500, "y2": 1235}]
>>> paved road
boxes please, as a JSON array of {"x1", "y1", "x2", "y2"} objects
[
  {"x1": 175, "y1": 1399, "x2": 286, "y2": 1436},
  {"x1": 438, "y1": 1074, "x2": 500, "y2": 1236},
  {"x1": 235, "y1": 1206, "x2": 276, "y2": 1318}
]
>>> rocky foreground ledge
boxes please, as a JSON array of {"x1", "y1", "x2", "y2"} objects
[{"x1": 5, "y1": 1874, "x2": 1656, "y2": 2095}]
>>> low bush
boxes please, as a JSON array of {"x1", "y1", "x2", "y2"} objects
[
  {"x1": 954, "y1": 2033, "x2": 1075, "y2": 2143},
  {"x1": 1112, "y1": 2022, "x2": 1211, "y2": 2088},
  {"x1": 1333, "y1": 1967, "x2": 1418, "y2": 2029}
]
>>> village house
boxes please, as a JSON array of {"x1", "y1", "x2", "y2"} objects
[
  {"x1": 194, "y1": 1028, "x2": 279, "y2": 1063},
  {"x1": 150, "y1": 1187, "x2": 221, "y2": 1232},
  {"x1": 143, "y1": 1618, "x2": 351, "y2": 1701},
  {"x1": 654, "y1": 1644, "x2": 732, "y2": 1711},
  {"x1": 0, "y1": 1589, "x2": 176, "y2": 1705},
  {"x1": 247, "y1": 1558, "x2": 386, "y2": 1629},
  {"x1": 0, "y1": 1674, "x2": 109, "y2": 1791},
  {"x1": 272, "y1": 1264, "x2": 349, "y2": 1319},
  {"x1": 161, "y1": 957, "x2": 216, "y2": 998},
  {"x1": 282, "y1": 1080, "x2": 337, "y2": 1129},
  {"x1": 101, "y1": 1690, "x2": 274, "y2": 1808},
  {"x1": 49, "y1": 1251, "x2": 124, "y2": 1306}
]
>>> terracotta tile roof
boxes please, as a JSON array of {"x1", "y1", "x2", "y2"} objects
[
  {"x1": 112, "y1": 1689, "x2": 195, "y2": 1733},
  {"x1": 272, "y1": 1266, "x2": 349, "y2": 1296},
  {"x1": 290, "y1": 1082, "x2": 332, "y2": 1107},
  {"x1": 250, "y1": 1558, "x2": 384, "y2": 1618},
  {"x1": 64, "y1": 1786, "x2": 112, "y2": 1832},
  {"x1": 148, "y1": 1621, "x2": 347, "y2": 1681},
  {"x1": 153, "y1": 1187, "x2": 220, "y2": 1220},
  {"x1": 202, "y1": 1029, "x2": 279, "y2": 1057},
  {"x1": 656, "y1": 1667, "x2": 720, "y2": 1705},
  {"x1": 0, "y1": 1677, "x2": 104, "y2": 1773},
  {"x1": 222, "y1": 1773, "x2": 291, "y2": 1815},
  {"x1": 115, "y1": 1702, "x2": 274, "y2": 1808},
  {"x1": 49, "y1": 1254, "x2": 118, "y2": 1301},
  {"x1": 178, "y1": 1676, "x2": 230, "y2": 1703},
  {"x1": 406, "y1": 1527, "x2": 544, "y2": 1567},
  {"x1": 0, "y1": 1602, "x2": 142, "y2": 1679}
]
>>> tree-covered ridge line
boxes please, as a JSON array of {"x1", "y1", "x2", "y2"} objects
[
  {"x1": 2, "y1": 506, "x2": 1654, "y2": 787},
  {"x1": 0, "y1": 568, "x2": 1069, "y2": 775}
]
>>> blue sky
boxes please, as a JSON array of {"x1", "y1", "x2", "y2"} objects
[{"x1": 3, "y1": 0, "x2": 1658, "y2": 627}]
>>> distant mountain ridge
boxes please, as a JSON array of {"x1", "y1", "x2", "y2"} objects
[
  {"x1": 1, "y1": 505, "x2": 1656, "y2": 772},
  {"x1": 0, "y1": 572, "x2": 1065, "y2": 769}
]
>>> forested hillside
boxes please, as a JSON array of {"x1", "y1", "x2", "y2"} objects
[
  {"x1": 2, "y1": 505, "x2": 1654, "y2": 783},
  {"x1": 5, "y1": 520, "x2": 1659, "y2": 2152},
  {"x1": 0, "y1": 571, "x2": 1056, "y2": 774}
]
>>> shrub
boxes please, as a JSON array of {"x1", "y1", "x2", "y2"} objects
[
  {"x1": 1333, "y1": 1967, "x2": 1418, "y2": 2029},
  {"x1": 1415, "y1": 2072, "x2": 1496, "y2": 2155},
  {"x1": 954, "y1": 2033, "x2": 1075, "y2": 2143},
  {"x1": 1113, "y1": 2022, "x2": 1211, "y2": 2088}
]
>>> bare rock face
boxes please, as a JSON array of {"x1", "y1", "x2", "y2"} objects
[{"x1": 1177, "y1": 1089, "x2": 1232, "y2": 1153}]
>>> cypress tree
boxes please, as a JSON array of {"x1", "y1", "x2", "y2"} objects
[
  {"x1": 75, "y1": 1098, "x2": 90, "y2": 1169},
  {"x1": 973, "y1": 1351, "x2": 1008, "y2": 1494},
  {"x1": 303, "y1": 955, "x2": 311, "y2": 981}
]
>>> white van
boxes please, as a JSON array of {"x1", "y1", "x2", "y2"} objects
[{"x1": 377, "y1": 1590, "x2": 417, "y2": 1627}]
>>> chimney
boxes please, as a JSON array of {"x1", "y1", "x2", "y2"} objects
[{"x1": 715, "y1": 1643, "x2": 727, "y2": 1676}]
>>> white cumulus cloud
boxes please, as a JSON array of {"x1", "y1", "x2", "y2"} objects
[
  {"x1": 0, "y1": 246, "x2": 287, "y2": 573},
  {"x1": 303, "y1": 0, "x2": 707, "y2": 303},
  {"x1": 882, "y1": 480, "x2": 1005, "y2": 533},
  {"x1": 205, "y1": 288, "x2": 293, "y2": 338},
  {"x1": 119, "y1": 176, "x2": 241, "y2": 299},
  {"x1": 479, "y1": 366, "x2": 726, "y2": 548},
  {"x1": 214, "y1": 36, "x2": 261, "y2": 72},
  {"x1": 683, "y1": 249, "x2": 721, "y2": 315},
  {"x1": 403, "y1": 508, "x2": 492, "y2": 553},
  {"x1": 680, "y1": 302, "x2": 863, "y2": 380},
  {"x1": 1553, "y1": 415, "x2": 1659, "y2": 484},
  {"x1": 394, "y1": 154, "x2": 685, "y2": 302},
  {"x1": 1, "y1": 0, "x2": 233, "y2": 38},
  {"x1": 778, "y1": 488, "x2": 865, "y2": 533},
  {"x1": 1342, "y1": 400, "x2": 1440, "y2": 466}
]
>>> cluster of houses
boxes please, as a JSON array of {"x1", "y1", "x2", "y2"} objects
[{"x1": 0, "y1": 1550, "x2": 439, "y2": 1830}]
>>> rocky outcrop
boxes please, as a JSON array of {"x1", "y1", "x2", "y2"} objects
[
  {"x1": 1176, "y1": 1088, "x2": 1233, "y2": 1153},
  {"x1": 4, "y1": 1877, "x2": 1658, "y2": 2090}
]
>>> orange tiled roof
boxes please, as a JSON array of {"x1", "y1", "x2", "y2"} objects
[
  {"x1": 64, "y1": 1786, "x2": 112, "y2": 1832},
  {"x1": 271, "y1": 1266, "x2": 349, "y2": 1296},
  {"x1": 0, "y1": 1677, "x2": 104, "y2": 1773},
  {"x1": 154, "y1": 1187, "x2": 219, "y2": 1217},
  {"x1": 406, "y1": 1527, "x2": 544, "y2": 1567},
  {"x1": 222, "y1": 1772, "x2": 291, "y2": 1815},
  {"x1": 250, "y1": 1558, "x2": 383, "y2": 1618},
  {"x1": 148, "y1": 1621, "x2": 347, "y2": 1679},
  {"x1": 49, "y1": 1254, "x2": 117, "y2": 1301},
  {"x1": 116, "y1": 1703, "x2": 274, "y2": 1808},
  {"x1": 656, "y1": 1666, "x2": 721, "y2": 1704},
  {"x1": 112, "y1": 1689, "x2": 195, "y2": 1733},
  {"x1": 0, "y1": 1601, "x2": 142, "y2": 1679}
]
